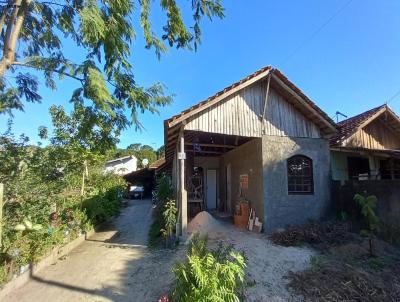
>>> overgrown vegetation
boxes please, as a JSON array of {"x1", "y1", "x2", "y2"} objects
[
  {"x1": 0, "y1": 119, "x2": 124, "y2": 286},
  {"x1": 148, "y1": 174, "x2": 173, "y2": 248},
  {"x1": 171, "y1": 234, "x2": 246, "y2": 302}
]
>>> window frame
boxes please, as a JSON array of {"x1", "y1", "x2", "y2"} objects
[{"x1": 287, "y1": 155, "x2": 314, "y2": 195}]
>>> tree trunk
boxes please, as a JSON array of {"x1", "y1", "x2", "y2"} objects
[{"x1": 0, "y1": 0, "x2": 30, "y2": 77}]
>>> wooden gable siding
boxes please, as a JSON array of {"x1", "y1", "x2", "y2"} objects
[
  {"x1": 345, "y1": 119, "x2": 400, "y2": 150},
  {"x1": 184, "y1": 81, "x2": 321, "y2": 138}
]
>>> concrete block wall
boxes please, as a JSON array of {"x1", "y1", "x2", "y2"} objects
[
  {"x1": 220, "y1": 138, "x2": 264, "y2": 220},
  {"x1": 262, "y1": 135, "x2": 332, "y2": 232}
]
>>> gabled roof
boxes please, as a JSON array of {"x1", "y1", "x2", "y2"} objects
[
  {"x1": 331, "y1": 104, "x2": 400, "y2": 146},
  {"x1": 165, "y1": 66, "x2": 337, "y2": 134},
  {"x1": 106, "y1": 155, "x2": 137, "y2": 165},
  {"x1": 149, "y1": 157, "x2": 165, "y2": 169},
  {"x1": 164, "y1": 66, "x2": 338, "y2": 160}
]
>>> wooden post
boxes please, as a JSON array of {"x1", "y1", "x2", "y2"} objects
[
  {"x1": 0, "y1": 183, "x2": 3, "y2": 249},
  {"x1": 180, "y1": 133, "x2": 187, "y2": 237}
]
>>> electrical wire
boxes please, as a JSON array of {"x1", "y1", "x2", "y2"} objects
[{"x1": 280, "y1": 0, "x2": 354, "y2": 66}]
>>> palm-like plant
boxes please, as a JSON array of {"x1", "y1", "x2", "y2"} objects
[
  {"x1": 172, "y1": 234, "x2": 246, "y2": 302},
  {"x1": 354, "y1": 193, "x2": 379, "y2": 256}
]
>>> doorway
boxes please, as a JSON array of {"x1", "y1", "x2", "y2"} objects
[
  {"x1": 347, "y1": 157, "x2": 370, "y2": 180},
  {"x1": 206, "y1": 169, "x2": 217, "y2": 210},
  {"x1": 226, "y1": 164, "x2": 232, "y2": 214}
]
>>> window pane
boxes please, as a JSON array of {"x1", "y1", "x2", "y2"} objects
[{"x1": 287, "y1": 155, "x2": 314, "y2": 194}]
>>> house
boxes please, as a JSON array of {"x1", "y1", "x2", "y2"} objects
[
  {"x1": 104, "y1": 155, "x2": 138, "y2": 176},
  {"x1": 124, "y1": 157, "x2": 166, "y2": 195},
  {"x1": 330, "y1": 104, "x2": 400, "y2": 182},
  {"x1": 163, "y1": 66, "x2": 337, "y2": 234}
]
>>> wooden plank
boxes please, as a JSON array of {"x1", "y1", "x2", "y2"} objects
[
  {"x1": 169, "y1": 69, "x2": 272, "y2": 128},
  {"x1": 271, "y1": 73, "x2": 336, "y2": 134},
  {"x1": 186, "y1": 150, "x2": 224, "y2": 155},
  {"x1": 184, "y1": 142, "x2": 235, "y2": 149}
]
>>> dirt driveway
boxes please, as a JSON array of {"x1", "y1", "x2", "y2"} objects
[
  {"x1": 3, "y1": 199, "x2": 184, "y2": 302},
  {"x1": 3, "y1": 202, "x2": 314, "y2": 302}
]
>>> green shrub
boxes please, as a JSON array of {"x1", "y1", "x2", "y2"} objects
[
  {"x1": 148, "y1": 174, "x2": 173, "y2": 248},
  {"x1": 171, "y1": 234, "x2": 246, "y2": 302},
  {"x1": 0, "y1": 170, "x2": 124, "y2": 286},
  {"x1": 156, "y1": 174, "x2": 173, "y2": 202},
  {"x1": 354, "y1": 193, "x2": 379, "y2": 256}
]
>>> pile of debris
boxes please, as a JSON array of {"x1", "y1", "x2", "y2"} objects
[
  {"x1": 270, "y1": 221, "x2": 353, "y2": 248},
  {"x1": 288, "y1": 259, "x2": 400, "y2": 301},
  {"x1": 233, "y1": 201, "x2": 262, "y2": 233}
]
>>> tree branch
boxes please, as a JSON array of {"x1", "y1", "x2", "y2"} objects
[
  {"x1": 0, "y1": 1, "x2": 15, "y2": 35},
  {"x1": 12, "y1": 60, "x2": 84, "y2": 83}
]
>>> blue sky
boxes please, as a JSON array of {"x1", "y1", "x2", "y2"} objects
[{"x1": 2, "y1": 0, "x2": 400, "y2": 149}]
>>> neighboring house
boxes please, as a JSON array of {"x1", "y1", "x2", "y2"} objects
[
  {"x1": 124, "y1": 157, "x2": 166, "y2": 195},
  {"x1": 163, "y1": 66, "x2": 337, "y2": 234},
  {"x1": 104, "y1": 155, "x2": 138, "y2": 176},
  {"x1": 330, "y1": 104, "x2": 400, "y2": 182}
]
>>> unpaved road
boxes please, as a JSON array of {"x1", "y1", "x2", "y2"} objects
[
  {"x1": 3, "y1": 201, "x2": 314, "y2": 302},
  {"x1": 3, "y1": 199, "x2": 183, "y2": 302}
]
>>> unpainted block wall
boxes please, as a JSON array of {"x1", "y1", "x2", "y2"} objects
[
  {"x1": 262, "y1": 135, "x2": 331, "y2": 232},
  {"x1": 220, "y1": 138, "x2": 264, "y2": 220},
  {"x1": 333, "y1": 180, "x2": 400, "y2": 220}
]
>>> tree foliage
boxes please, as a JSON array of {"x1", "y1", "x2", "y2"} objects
[
  {"x1": 0, "y1": 0, "x2": 224, "y2": 134},
  {"x1": 0, "y1": 121, "x2": 125, "y2": 286},
  {"x1": 114, "y1": 142, "x2": 161, "y2": 167}
]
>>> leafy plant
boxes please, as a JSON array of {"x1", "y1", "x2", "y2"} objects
[
  {"x1": 156, "y1": 174, "x2": 173, "y2": 203},
  {"x1": 354, "y1": 193, "x2": 379, "y2": 256},
  {"x1": 148, "y1": 174, "x2": 173, "y2": 248},
  {"x1": 161, "y1": 199, "x2": 177, "y2": 248},
  {"x1": 171, "y1": 234, "x2": 246, "y2": 302}
]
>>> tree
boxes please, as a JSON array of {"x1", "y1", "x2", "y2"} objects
[
  {"x1": 157, "y1": 145, "x2": 165, "y2": 159},
  {"x1": 0, "y1": 0, "x2": 224, "y2": 130},
  {"x1": 127, "y1": 143, "x2": 142, "y2": 152},
  {"x1": 354, "y1": 193, "x2": 379, "y2": 256}
]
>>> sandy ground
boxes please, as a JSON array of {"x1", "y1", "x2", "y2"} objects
[
  {"x1": 3, "y1": 199, "x2": 185, "y2": 302},
  {"x1": 3, "y1": 204, "x2": 314, "y2": 302},
  {"x1": 189, "y1": 212, "x2": 315, "y2": 302}
]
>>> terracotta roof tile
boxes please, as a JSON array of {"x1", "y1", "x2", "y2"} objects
[{"x1": 330, "y1": 104, "x2": 387, "y2": 146}]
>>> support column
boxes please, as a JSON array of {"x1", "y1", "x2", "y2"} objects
[
  {"x1": 179, "y1": 131, "x2": 187, "y2": 237},
  {"x1": 368, "y1": 155, "x2": 378, "y2": 180}
]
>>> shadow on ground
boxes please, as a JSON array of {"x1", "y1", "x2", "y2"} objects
[{"x1": 4, "y1": 199, "x2": 185, "y2": 302}]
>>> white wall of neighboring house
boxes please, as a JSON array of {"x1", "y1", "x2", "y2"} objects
[{"x1": 104, "y1": 156, "x2": 138, "y2": 176}]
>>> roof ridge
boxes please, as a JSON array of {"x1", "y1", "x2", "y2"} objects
[
  {"x1": 337, "y1": 104, "x2": 386, "y2": 125},
  {"x1": 166, "y1": 65, "x2": 272, "y2": 123}
]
